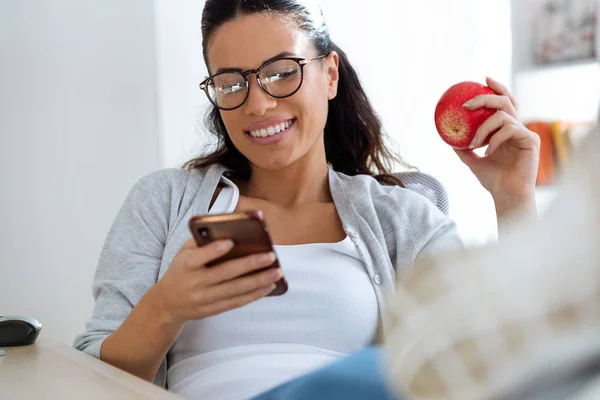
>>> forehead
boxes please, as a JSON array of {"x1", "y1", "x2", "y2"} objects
[{"x1": 206, "y1": 13, "x2": 313, "y2": 73}]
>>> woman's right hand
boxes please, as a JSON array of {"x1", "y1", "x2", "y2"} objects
[{"x1": 151, "y1": 237, "x2": 282, "y2": 325}]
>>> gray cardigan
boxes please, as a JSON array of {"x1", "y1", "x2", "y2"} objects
[{"x1": 73, "y1": 164, "x2": 462, "y2": 387}]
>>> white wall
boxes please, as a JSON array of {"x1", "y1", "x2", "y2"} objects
[
  {"x1": 515, "y1": 63, "x2": 600, "y2": 123},
  {"x1": 154, "y1": 0, "x2": 513, "y2": 246},
  {"x1": 153, "y1": 0, "x2": 213, "y2": 168},
  {"x1": 0, "y1": 0, "x2": 160, "y2": 344}
]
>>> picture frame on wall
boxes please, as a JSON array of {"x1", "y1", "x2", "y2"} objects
[{"x1": 531, "y1": 0, "x2": 598, "y2": 65}]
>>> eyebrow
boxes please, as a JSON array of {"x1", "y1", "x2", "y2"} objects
[{"x1": 214, "y1": 51, "x2": 298, "y2": 74}]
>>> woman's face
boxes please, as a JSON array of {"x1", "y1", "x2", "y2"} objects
[{"x1": 206, "y1": 13, "x2": 339, "y2": 172}]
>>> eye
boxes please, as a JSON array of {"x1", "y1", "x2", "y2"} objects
[
  {"x1": 217, "y1": 82, "x2": 246, "y2": 94},
  {"x1": 209, "y1": 72, "x2": 247, "y2": 95},
  {"x1": 263, "y1": 69, "x2": 299, "y2": 83}
]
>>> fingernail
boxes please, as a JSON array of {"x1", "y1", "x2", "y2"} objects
[
  {"x1": 258, "y1": 252, "x2": 276, "y2": 265},
  {"x1": 263, "y1": 284, "x2": 276, "y2": 295},
  {"x1": 463, "y1": 100, "x2": 475, "y2": 109},
  {"x1": 469, "y1": 137, "x2": 478, "y2": 149},
  {"x1": 217, "y1": 240, "x2": 234, "y2": 252},
  {"x1": 269, "y1": 268, "x2": 283, "y2": 281},
  {"x1": 484, "y1": 146, "x2": 491, "y2": 156}
]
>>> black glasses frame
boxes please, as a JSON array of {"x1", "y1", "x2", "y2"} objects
[{"x1": 199, "y1": 54, "x2": 328, "y2": 111}]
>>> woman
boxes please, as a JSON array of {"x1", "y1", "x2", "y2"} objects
[{"x1": 73, "y1": 1, "x2": 540, "y2": 399}]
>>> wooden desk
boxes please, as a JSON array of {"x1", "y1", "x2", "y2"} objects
[{"x1": 0, "y1": 339, "x2": 182, "y2": 400}]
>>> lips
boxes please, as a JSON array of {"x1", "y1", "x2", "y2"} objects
[
  {"x1": 244, "y1": 118, "x2": 296, "y2": 146},
  {"x1": 247, "y1": 118, "x2": 295, "y2": 138}
]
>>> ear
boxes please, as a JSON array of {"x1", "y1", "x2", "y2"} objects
[{"x1": 325, "y1": 51, "x2": 339, "y2": 100}]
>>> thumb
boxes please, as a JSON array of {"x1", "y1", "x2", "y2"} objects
[{"x1": 454, "y1": 149, "x2": 483, "y2": 170}]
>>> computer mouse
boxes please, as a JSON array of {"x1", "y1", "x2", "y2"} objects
[{"x1": 0, "y1": 316, "x2": 42, "y2": 347}]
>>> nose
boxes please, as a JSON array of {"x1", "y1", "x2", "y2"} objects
[{"x1": 243, "y1": 74, "x2": 277, "y2": 116}]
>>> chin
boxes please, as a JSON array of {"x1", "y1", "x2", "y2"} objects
[{"x1": 250, "y1": 157, "x2": 295, "y2": 171}]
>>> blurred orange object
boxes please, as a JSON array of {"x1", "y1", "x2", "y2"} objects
[{"x1": 526, "y1": 121, "x2": 555, "y2": 186}]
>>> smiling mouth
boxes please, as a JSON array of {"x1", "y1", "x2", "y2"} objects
[{"x1": 246, "y1": 118, "x2": 296, "y2": 138}]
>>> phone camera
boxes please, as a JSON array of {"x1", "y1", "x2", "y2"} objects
[{"x1": 198, "y1": 228, "x2": 210, "y2": 238}]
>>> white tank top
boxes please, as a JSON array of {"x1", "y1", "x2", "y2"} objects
[{"x1": 167, "y1": 177, "x2": 379, "y2": 400}]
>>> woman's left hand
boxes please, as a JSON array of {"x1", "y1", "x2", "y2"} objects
[{"x1": 455, "y1": 77, "x2": 540, "y2": 206}]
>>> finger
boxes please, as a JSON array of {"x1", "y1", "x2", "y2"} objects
[
  {"x1": 181, "y1": 239, "x2": 235, "y2": 270},
  {"x1": 202, "y1": 267, "x2": 283, "y2": 303},
  {"x1": 463, "y1": 94, "x2": 518, "y2": 119},
  {"x1": 203, "y1": 251, "x2": 278, "y2": 285},
  {"x1": 484, "y1": 124, "x2": 521, "y2": 157},
  {"x1": 485, "y1": 76, "x2": 518, "y2": 111},
  {"x1": 242, "y1": 210, "x2": 265, "y2": 221},
  {"x1": 454, "y1": 148, "x2": 482, "y2": 163},
  {"x1": 454, "y1": 148, "x2": 484, "y2": 170},
  {"x1": 485, "y1": 123, "x2": 538, "y2": 157},
  {"x1": 180, "y1": 237, "x2": 199, "y2": 251},
  {"x1": 470, "y1": 111, "x2": 515, "y2": 149},
  {"x1": 255, "y1": 210, "x2": 265, "y2": 221},
  {"x1": 201, "y1": 284, "x2": 276, "y2": 317}
]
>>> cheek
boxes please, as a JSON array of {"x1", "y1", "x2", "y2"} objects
[
  {"x1": 296, "y1": 77, "x2": 330, "y2": 124},
  {"x1": 307, "y1": 95, "x2": 329, "y2": 127},
  {"x1": 309, "y1": 94, "x2": 329, "y2": 129},
  {"x1": 219, "y1": 111, "x2": 244, "y2": 137}
]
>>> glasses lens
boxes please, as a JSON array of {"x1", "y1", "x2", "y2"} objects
[
  {"x1": 259, "y1": 59, "x2": 302, "y2": 97},
  {"x1": 207, "y1": 72, "x2": 247, "y2": 109}
]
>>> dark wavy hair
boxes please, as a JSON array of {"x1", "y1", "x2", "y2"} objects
[{"x1": 183, "y1": 0, "x2": 408, "y2": 185}]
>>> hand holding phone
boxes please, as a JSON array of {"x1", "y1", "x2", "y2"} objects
[
  {"x1": 188, "y1": 211, "x2": 288, "y2": 296},
  {"x1": 149, "y1": 212, "x2": 285, "y2": 324}
]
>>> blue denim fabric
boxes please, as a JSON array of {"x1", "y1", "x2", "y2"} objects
[{"x1": 252, "y1": 347, "x2": 400, "y2": 400}]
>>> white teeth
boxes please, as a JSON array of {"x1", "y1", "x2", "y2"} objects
[{"x1": 249, "y1": 119, "x2": 293, "y2": 137}]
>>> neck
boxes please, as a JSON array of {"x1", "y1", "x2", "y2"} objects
[{"x1": 239, "y1": 151, "x2": 331, "y2": 208}]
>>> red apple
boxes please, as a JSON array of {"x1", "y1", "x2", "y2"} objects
[{"x1": 434, "y1": 81, "x2": 497, "y2": 149}]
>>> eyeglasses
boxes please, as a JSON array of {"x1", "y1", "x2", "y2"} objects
[{"x1": 199, "y1": 55, "x2": 328, "y2": 111}]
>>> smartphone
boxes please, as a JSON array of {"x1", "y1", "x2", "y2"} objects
[{"x1": 188, "y1": 211, "x2": 288, "y2": 296}]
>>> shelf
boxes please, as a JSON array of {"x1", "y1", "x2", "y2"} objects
[
  {"x1": 515, "y1": 59, "x2": 600, "y2": 75},
  {"x1": 513, "y1": 63, "x2": 600, "y2": 122}
]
